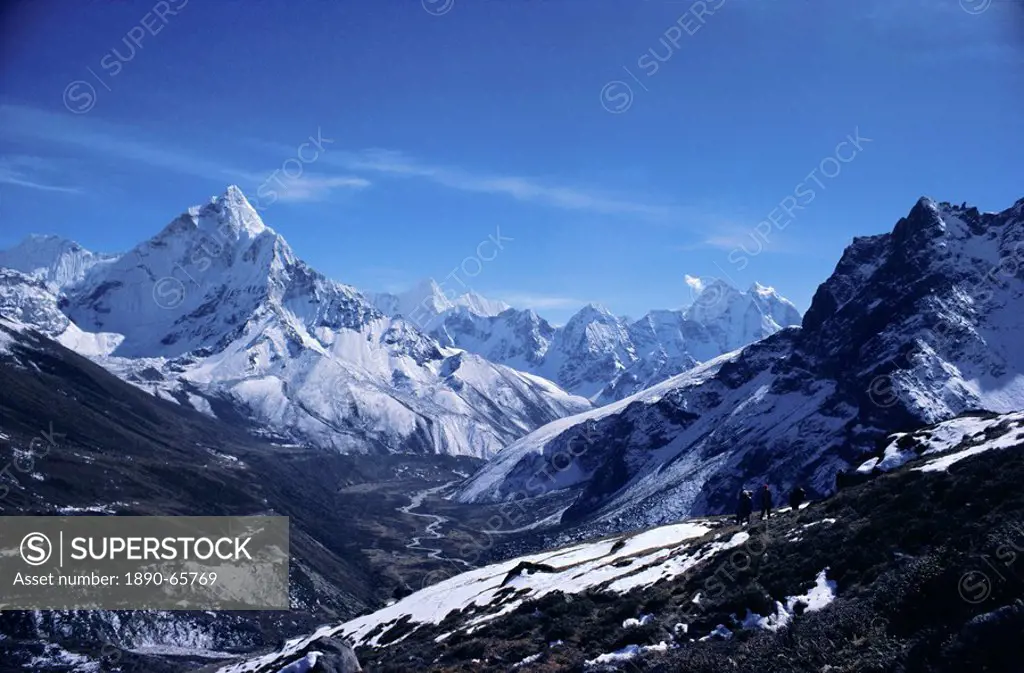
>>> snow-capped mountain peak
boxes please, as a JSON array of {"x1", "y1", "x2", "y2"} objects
[
  {"x1": 202, "y1": 184, "x2": 269, "y2": 238},
  {"x1": 410, "y1": 278, "x2": 453, "y2": 314},
  {"x1": 682, "y1": 277, "x2": 743, "y2": 319},
  {"x1": 66, "y1": 187, "x2": 305, "y2": 358},
  {"x1": 367, "y1": 278, "x2": 511, "y2": 329},
  {"x1": 457, "y1": 289, "x2": 511, "y2": 317},
  {"x1": 679, "y1": 276, "x2": 802, "y2": 354},
  {"x1": 0, "y1": 234, "x2": 118, "y2": 290},
  {"x1": 561, "y1": 303, "x2": 629, "y2": 351},
  {"x1": 565, "y1": 303, "x2": 617, "y2": 328}
]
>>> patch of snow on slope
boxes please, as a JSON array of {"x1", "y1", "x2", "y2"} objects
[
  {"x1": 187, "y1": 393, "x2": 216, "y2": 418},
  {"x1": 741, "y1": 568, "x2": 837, "y2": 632},
  {"x1": 28, "y1": 642, "x2": 99, "y2": 671},
  {"x1": 607, "y1": 531, "x2": 751, "y2": 594},
  {"x1": 0, "y1": 324, "x2": 15, "y2": 355},
  {"x1": 55, "y1": 322, "x2": 124, "y2": 357},
  {"x1": 584, "y1": 642, "x2": 670, "y2": 668},
  {"x1": 622, "y1": 614, "x2": 653, "y2": 628},
  {"x1": 513, "y1": 652, "x2": 542, "y2": 668},
  {"x1": 789, "y1": 568, "x2": 837, "y2": 612},
  {"x1": 128, "y1": 645, "x2": 235, "y2": 659},
  {"x1": 699, "y1": 624, "x2": 733, "y2": 641}
]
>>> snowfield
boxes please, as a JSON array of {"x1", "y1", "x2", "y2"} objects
[{"x1": 211, "y1": 501, "x2": 869, "y2": 673}]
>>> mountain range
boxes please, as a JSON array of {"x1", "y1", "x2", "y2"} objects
[
  {"x1": 369, "y1": 274, "x2": 801, "y2": 405},
  {"x1": 0, "y1": 234, "x2": 118, "y2": 291},
  {"x1": 0, "y1": 186, "x2": 795, "y2": 459},
  {"x1": 457, "y1": 196, "x2": 1024, "y2": 525},
  {"x1": 0, "y1": 187, "x2": 587, "y2": 458}
]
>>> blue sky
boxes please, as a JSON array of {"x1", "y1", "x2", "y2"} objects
[{"x1": 1, "y1": 0, "x2": 1022, "y2": 323}]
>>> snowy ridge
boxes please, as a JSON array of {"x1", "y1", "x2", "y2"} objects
[
  {"x1": 457, "y1": 196, "x2": 1024, "y2": 520},
  {"x1": 211, "y1": 513, "x2": 851, "y2": 673},
  {"x1": 457, "y1": 350, "x2": 741, "y2": 503}
]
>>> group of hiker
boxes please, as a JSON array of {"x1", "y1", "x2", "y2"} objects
[{"x1": 735, "y1": 484, "x2": 806, "y2": 524}]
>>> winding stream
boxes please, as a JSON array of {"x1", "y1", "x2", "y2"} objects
[{"x1": 399, "y1": 480, "x2": 473, "y2": 568}]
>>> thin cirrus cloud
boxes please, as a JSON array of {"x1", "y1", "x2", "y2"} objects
[
  {"x1": 0, "y1": 104, "x2": 678, "y2": 216},
  {"x1": 268, "y1": 175, "x2": 371, "y2": 202},
  {"x1": 328, "y1": 149, "x2": 679, "y2": 219},
  {"x1": 676, "y1": 233, "x2": 756, "y2": 252},
  {"x1": 675, "y1": 223, "x2": 805, "y2": 255},
  {"x1": 0, "y1": 104, "x2": 370, "y2": 202},
  {"x1": 0, "y1": 155, "x2": 82, "y2": 194},
  {"x1": 497, "y1": 293, "x2": 586, "y2": 310},
  {"x1": 230, "y1": 170, "x2": 371, "y2": 203}
]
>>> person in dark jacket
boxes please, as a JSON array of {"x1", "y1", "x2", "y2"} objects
[
  {"x1": 788, "y1": 486, "x2": 806, "y2": 510},
  {"x1": 736, "y1": 489, "x2": 753, "y2": 525},
  {"x1": 835, "y1": 469, "x2": 848, "y2": 491},
  {"x1": 759, "y1": 484, "x2": 773, "y2": 520}
]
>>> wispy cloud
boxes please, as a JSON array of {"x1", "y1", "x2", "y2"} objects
[
  {"x1": 0, "y1": 155, "x2": 82, "y2": 195},
  {"x1": 862, "y1": 0, "x2": 1024, "y2": 64},
  {"x1": 0, "y1": 171, "x2": 82, "y2": 195},
  {"x1": 329, "y1": 149, "x2": 678, "y2": 219},
  {"x1": 1, "y1": 103, "x2": 231, "y2": 183},
  {"x1": 1, "y1": 104, "x2": 688, "y2": 218},
  {"x1": 0, "y1": 104, "x2": 369, "y2": 201},
  {"x1": 497, "y1": 293, "x2": 585, "y2": 310},
  {"x1": 677, "y1": 233, "x2": 755, "y2": 252},
  {"x1": 228, "y1": 170, "x2": 371, "y2": 203},
  {"x1": 273, "y1": 175, "x2": 371, "y2": 202},
  {"x1": 675, "y1": 222, "x2": 805, "y2": 254}
]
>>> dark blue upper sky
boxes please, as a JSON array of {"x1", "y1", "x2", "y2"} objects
[{"x1": 2, "y1": 0, "x2": 1022, "y2": 322}]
